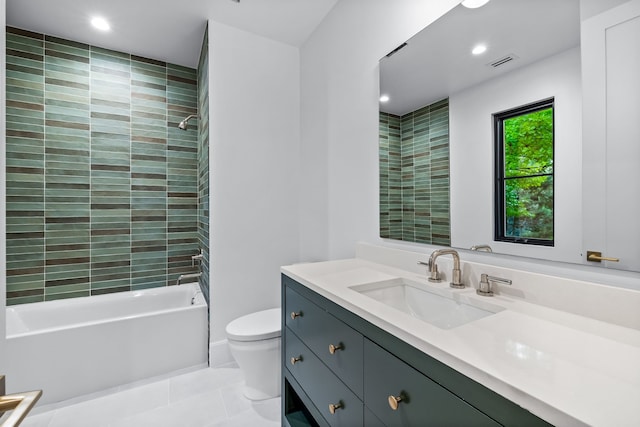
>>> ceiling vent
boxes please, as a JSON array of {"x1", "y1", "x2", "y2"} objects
[
  {"x1": 386, "y1": 43, "x2": 408, "y2": 58},
  {"x1": 487, "y1": 54, "x2": 519, "y2": 68}
]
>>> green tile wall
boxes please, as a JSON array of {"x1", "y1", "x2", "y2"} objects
[
  {"x1": 197, "y1": 26, "x2": 210, "y2": 305},
  {"x1": 379, "y1": 112, "x2": 401, "y2": 238},
  {"x1": 6, "y1": 27, "x2": 201, "y2": 305},
  {"x1": 379, "y1": 98, "x2": 451, "y2": 246}
]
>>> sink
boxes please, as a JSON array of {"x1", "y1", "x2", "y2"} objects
[{"x1": 350, "y1": 278, "x2": 503, "y2": 329}]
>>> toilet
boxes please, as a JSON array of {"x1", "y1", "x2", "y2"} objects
[{"x1": 226, "y1": 308, "x2": 281, "y2": 400}]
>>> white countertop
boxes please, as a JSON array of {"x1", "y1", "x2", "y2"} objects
[{"x1": 282, "y1": 257, "x2": 640, "y2": 427}]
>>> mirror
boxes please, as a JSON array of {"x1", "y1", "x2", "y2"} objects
[{"x1": 380, "y1": 0, "x2": 640, "y2": 272}]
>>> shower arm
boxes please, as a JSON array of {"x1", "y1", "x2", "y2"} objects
[{"x1": 178, "y1": 114, "x2": 198, "y2": 130}]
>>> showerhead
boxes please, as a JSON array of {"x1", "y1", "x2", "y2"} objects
[{"x1": 178, "y1": 114, "x2": 198, "y2": 131}]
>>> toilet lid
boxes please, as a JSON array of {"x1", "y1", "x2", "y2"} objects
[{"x1": 226, "y1": 308, "x2": 281, "y2": 342}]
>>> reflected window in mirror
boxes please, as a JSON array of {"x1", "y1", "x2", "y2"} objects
[
  {"x1": 494, "y1": 98, "x2": 554, "y2": 246},
  {"x1": 379, "y1": 99, "x2": 450, "y2": 245}
]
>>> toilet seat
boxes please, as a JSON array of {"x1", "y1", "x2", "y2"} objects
[{"x1": 226, "y1": 308, "x2": 281, "y2": 342}]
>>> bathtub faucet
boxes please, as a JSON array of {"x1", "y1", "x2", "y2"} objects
[{"x1": 176, "y1": 272, "x2": 202, "y2": 286}]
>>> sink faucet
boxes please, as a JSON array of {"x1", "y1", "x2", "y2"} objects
[{"x1": 419, "y1": 248, "x2": 465, "y2": 289}]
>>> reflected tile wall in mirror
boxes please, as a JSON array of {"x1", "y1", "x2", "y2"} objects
[{"x1": 379, "y1": 98, "x2": 450, "y2": 246}]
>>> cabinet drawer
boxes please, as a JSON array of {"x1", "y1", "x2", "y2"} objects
[
  {"x1": 285, "y1": 286, "x2": 364, "y2": 396},
  {"x1": 286, "y1": 327, "x2": 363, "y2": 427},
  {"x1": 364, "y1": 407, "x2": 387, "y2": 427},
  {"x1": 364, "y1": 339, "x2": 500, "y2": 427}
]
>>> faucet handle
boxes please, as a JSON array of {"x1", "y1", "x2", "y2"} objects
[
  {"x1": 417, "y1": 260, "x2": 441, "y2": 282},
  {"x1": 477, "y1": 273, "x2": 512, "y2": 297},
  {"x1": 191, "y1": 250, "x2": 204, "y2": 267},
  {"x1": 428, "y1": 264, "x2": 441, "y2": 283}
]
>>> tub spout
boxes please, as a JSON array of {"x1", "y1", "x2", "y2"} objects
[{"x1": 176, "y1": 272, "x2": 202, "y2": 286}]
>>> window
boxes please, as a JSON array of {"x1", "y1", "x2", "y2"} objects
[{"x1": 494, "y1": 98, "x2": 554, "y2": 246}]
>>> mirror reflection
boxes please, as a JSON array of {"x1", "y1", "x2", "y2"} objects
[{"x1": 379, "y1": 0, "x2": 587, "y2": 265}]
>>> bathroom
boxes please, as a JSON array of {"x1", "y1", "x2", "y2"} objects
[{"x1": 1, "y1": 0, "x2": 639, "y2": 426}]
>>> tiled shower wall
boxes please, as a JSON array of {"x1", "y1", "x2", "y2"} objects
[
  {"x1": 197, "y1": 27, "x2": 210, "y2": 305},
  {"x1": 379, "y1": 98, "x2": 451, "y2": 245},
  {"x1": 6, "y1": 27, "x2": 200, "y2": 305}
]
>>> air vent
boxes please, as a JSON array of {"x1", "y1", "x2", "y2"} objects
[
  {"x1": 487, "y1": 54, "x2": 519, "y2": 68},
  {"x1": 386, "y1": 43, "x2": 408, "y2": 58}
]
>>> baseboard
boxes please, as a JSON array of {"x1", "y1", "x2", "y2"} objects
[{"x1": 210, "y1": 339, "x2": 235, "y2": 367}]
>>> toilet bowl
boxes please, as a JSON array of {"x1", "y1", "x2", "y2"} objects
[{"x1": 226, "y1": 308, "x2": 281, "y2": 400}]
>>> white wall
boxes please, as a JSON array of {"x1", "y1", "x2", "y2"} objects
[
  {"x1": 208, "y1": 21, "x2": 300, "y2": 347},
  {"x1": 450, "y1": 47, "x2": 583, "y2": 264},
  {"x1": 300, "y1": 0, "x2": 461, "y2": 261},
  {"x1": 581, "y1": 0, "x2": 629, "y2": 20},
  {"x1": 1, "y1": 0, "x2": 7, "y2": 372}
]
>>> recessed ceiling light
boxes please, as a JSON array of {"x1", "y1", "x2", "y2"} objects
[
  {"x1": 461, "y1": 0, "x2": 490, "y2": 9},
  {"x1": 380, "y1": 94, "x2": 390, "y2": 103},
  {"x1": 472, "y1": 44, "x2": 487, "y2": 55},
  {"x1": 91, "y1": 17, "x2": 111, "y2": 32}
]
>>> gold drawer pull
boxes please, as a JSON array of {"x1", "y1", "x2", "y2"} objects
[
  {"x1": 290, "y1": 356, "x2": 303, "y2": 365},
  {"x1": 328, "y1": 401, "x2": 343, "y2": 414},
  {"x1": 290, "y1": 311, "x2": 302, "y2": 320},
  {"x1": 328, "y1": 343, "x2": 344, "y2": 354},
  {"x1": 388, "y1": 394, "x2": 403, "y2": 410}
]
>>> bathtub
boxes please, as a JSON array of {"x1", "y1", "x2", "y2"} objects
[{"x1": 5, "y1": 283, "x2": 208, "y2": 405}]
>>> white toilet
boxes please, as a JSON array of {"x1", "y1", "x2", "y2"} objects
[{"x1": 226, "y1": 308, "x2": 281, "y2": 400}]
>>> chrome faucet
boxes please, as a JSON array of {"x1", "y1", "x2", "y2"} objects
[
  {"x1": 419, "y1": 248, "x2": 465, "y2": 289},
  {"x1": 176, "y1": 272, "x2": 202, "y2": 286},
  {"x1": 191, "y1": 249, "x2": 204, "y2": 267},
  {"x1": 178, "y1": 249, "x2": 205, "y2": 286}
]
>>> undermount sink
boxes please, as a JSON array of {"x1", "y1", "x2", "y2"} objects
[{"x1": 350, "y1": 278, "x2": 503, "y2": 329}]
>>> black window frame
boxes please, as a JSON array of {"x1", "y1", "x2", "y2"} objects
[{"x1": 493, "y1": 98, "x2": 555, "y2": 246}]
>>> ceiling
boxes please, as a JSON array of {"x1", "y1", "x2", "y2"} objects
[
  {"x1": 6, "y1": 0, "x2": 339, "y2": 69},
  {"x1": 380, "y1": 0, "x2": 581, "y2": 116}
]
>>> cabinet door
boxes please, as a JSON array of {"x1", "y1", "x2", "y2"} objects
[
  {"x1": 582, "y1": 0, "x2": 640, "y2": 271},
  {"x1": 285, "y1": 328, "x2": 363, "y2": 427},
  {"x1": 363, "y1": 340, "x2": 500, "y2": 427},
  {"x1": 285, "y1": 286, "x2": 364, "y2": 396}
]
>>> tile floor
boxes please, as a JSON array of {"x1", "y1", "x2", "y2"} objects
[{"x1": 17, "y1": 366, "x2": 281, "y2": 427}]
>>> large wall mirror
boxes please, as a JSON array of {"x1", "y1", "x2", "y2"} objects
[{"x1": 379, "y1": 0, "x2": 640, "y2": 272}]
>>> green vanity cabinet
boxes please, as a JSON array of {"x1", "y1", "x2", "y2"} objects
[
  {"x1": 364, "y1": 339, "x2": 499, "y2": 426},
  {"x1": 285, "y1": 328, "x2": 363, "y2": 426},
  {"x1": 281, "y1": 274, "x2": 552, "y2": 427},
  {"x1": 364, "y1": 407, "x2": 387, "y2": 427},
  {"x1": 285, "y1": 285, "x2": 364, "y2": 397}
]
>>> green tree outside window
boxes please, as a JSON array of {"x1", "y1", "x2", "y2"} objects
[{"x1": 495, "y1": 99, "x2": 554, "y2": 245}]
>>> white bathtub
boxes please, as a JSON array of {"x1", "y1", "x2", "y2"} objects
[{"x1": 5, "y1": 283, "x2": 208, "y2": 405}]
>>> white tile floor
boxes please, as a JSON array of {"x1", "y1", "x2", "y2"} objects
[{"x1": 17, "y1": 366, "x2": 281, "y2": 427}]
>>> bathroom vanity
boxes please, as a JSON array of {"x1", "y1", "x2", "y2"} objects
[{"x1": 280, "y1": 244, "x2": 640, "y2": 427}]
